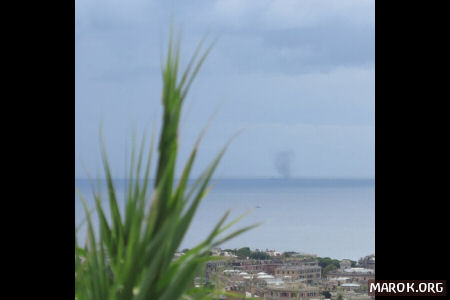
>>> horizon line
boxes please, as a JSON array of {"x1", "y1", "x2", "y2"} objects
[{"x1": 75, "y1": 176, "x2": 375, "y2": 181}]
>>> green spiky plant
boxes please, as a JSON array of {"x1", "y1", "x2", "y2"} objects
[{"x1": 75, "y1": 31, "x2": 257, "y2": 300}]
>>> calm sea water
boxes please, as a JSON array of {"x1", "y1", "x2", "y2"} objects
[{"x1": 75, "y1": 178, "x2": 374, "y2": 260}]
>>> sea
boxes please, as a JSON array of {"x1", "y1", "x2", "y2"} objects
[{"x1": 75, "y1": 178, "x2": 374, "y2": 261}]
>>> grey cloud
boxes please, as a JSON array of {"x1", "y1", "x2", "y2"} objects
[
  {"x1": 211, "y1": 20, "x2": 374, "y2": 75},
  {"x1": 75, "y1": 0, "x2": 374, "y2": 178}
]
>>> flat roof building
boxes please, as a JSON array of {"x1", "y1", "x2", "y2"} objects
[
  {"x1": 264, "y1": 282, "x2": 324, "y2": 300},
  {"x1": 275, "y1": 262, "x2": 321, "y2": 284}
]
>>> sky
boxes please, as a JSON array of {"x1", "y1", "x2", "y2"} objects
[{"x1": 75, "y1": 0, "x2": 375, "y2": 179}]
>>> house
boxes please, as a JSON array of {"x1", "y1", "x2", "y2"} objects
[
  {"x1": 266, "y1": 249, "x2": 282, "y2": 257},
  {"x1": 275, "y1": 260, "x2": 322, "y2": 284},
  {"x1": 264, "y1": 282, "x2": 324, "y2": 300},
  {"x1": 327, "y1": 268, "x2": 374, "y2": 284},
  {"x1": 339, "y1": 259, "x2": 352, "y2": 271},
  {"x1": 358, "y1": 254, "x2": 375, "y2": 271}
]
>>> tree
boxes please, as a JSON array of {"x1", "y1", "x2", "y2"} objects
[
  {"x1": 322, "y1": 264, "x2": 337, "y2": 276},
  {"x1": 250, "y1": 250, "x2": 270, "y2": 260},
  {"x1": 317, "y1": 257, "x2": 340, "y2": 269},
  {"x1": 321, "y1": 291, "x2": 331, "y2": 298},
  {"x1": 236, "y1": 247, "x2": 251, "y2": 259}
]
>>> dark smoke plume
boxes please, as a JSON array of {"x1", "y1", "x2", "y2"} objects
[{"x1": 274, "y1": 151, "x2": 294, "y2": 178}]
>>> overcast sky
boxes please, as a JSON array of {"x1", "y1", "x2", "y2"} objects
[{"x1": 75, "y1": 0, "x2": 374, "y2": 179}]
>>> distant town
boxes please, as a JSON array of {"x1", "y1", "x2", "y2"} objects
[{"x1": 175, "y1": 248, "x2": 375, "y2": 300}]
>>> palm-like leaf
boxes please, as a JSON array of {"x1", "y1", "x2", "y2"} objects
[{"x1": 75, "y1": 29, "x2": 257, "y2": 300}]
